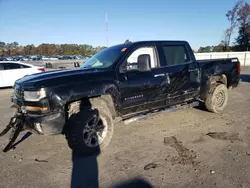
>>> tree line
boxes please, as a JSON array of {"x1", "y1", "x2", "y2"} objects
[
  {"x1": 198, "y1": 0, "x2": 250, "y2": 53},
  {"x1": 0, "y1": 42, "x2": 106, "y2": 56}
]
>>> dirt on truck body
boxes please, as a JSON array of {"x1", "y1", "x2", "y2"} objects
[{"x1": 0, "y1": 40, "x2": 240, "y2": 155}]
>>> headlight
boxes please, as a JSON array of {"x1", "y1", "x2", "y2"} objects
[{"x1": 23, "y1": 88, "x2": 46, "y2": 101}]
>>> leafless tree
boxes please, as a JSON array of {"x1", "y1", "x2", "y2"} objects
[{"x1": 225, "y1": 0, "x2": 244, "y2": 50}]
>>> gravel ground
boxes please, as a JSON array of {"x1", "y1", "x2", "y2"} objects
[{"x1": 0, "y1": 68, "x2": 250, "y2": 188}]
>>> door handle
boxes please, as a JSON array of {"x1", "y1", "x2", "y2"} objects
[
  {"x1": 188, "y1": 68, "x2": 198, "y2": 72},
  {"x1": 154, "y1": 73, "x2": 165, "y2": 77},
  {"x1": 154, "y1": 73, "x2": 171, "y2": 84}
]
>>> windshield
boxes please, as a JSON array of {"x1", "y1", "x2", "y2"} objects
[{"x1": 80, "y1": 45, "x2": 125, "y2": 69}]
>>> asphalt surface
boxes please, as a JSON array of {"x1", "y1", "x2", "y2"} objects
[{"x1": 0, "y1": 68, "x2": 250, "y2": 188}]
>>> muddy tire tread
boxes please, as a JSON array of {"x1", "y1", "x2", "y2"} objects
[{"x1": 205, "y1": 84, "x2": 228, "y2": 113}]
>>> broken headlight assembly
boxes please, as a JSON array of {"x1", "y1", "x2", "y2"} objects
[
  {"x1": 20, "y1": 88, "x2": 49, "y2": 113},
  {"x1": 23, "y1": 88, "x2": 46, "y2": 101}
]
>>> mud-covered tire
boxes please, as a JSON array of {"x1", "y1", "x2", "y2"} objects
[
  {"x1": 205, "y1": 84, "x2": 228, "y2": 113},
  {"x1": 65, "y1": 99, "x2": 114, "y2": 155}
]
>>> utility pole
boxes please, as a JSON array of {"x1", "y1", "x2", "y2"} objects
[{"x1": 106, "y1": 11, "x2": 108, "y2": 47}]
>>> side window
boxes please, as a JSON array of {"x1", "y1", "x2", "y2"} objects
[
  {"x1": 20, "y1": 64, "x2": 30, "y2": 68},
  {"x1": 4, "y1": 63, "x2": 21, "y2": 70},
  {"x1": 162, "y1": 45, "x2": 190, "y2": 66},
  {"x1": 126, "y1": 47, "x2": 158, "y2": 71}
]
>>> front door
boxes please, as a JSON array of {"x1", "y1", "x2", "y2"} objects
[
  {"x1": 117, "y1": 45, "x2": 168, "y2": 116},
  {"x1": 159, "y1": 44, "x2": 200, "y2": 106}
]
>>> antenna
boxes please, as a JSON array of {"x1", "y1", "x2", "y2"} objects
[{"x1": 106, "y1": 11, "x2": 108, "y2": 47}]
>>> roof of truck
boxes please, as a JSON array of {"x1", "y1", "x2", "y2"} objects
[
  {"x1": 125, "y1": 40, "x2": 188, "y2": 44},
  {"x1": 114, "y1": 40, "x2": 190, "y2": 48}
]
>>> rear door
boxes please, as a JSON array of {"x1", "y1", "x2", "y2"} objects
[
  {"x1": 159, "y1": 43, "x2": 200, "y2": 106},
  {"x1": 117, "y1": 44, "x2": 169, "y2": 116},
  {"x1": 17, "y1": 63, "x2": 38, "y2": 77}
]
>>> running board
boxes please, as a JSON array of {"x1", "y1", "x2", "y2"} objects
[{"x1": 123, "y1": 101, "x2": 199, "y2": 125}]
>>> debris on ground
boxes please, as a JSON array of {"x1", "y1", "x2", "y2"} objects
[
  {"x1": 210, "y1": 170, "x2": 215, "y2": 174},
  {"x1": 144, "y1": 163, "x2": 159, "y2": 171},
  {"x1": 206, "y1": 132, "x2": 242, "y2": 141},
  {"x1": 35, "y1": 158, "x2": 48, "y2": 163}
]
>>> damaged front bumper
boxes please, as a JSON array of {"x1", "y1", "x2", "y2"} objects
[
  {"x1": 23, "y1": 112, "x2": 65, "y2": 135},
  {"x1": 0, "y1": 102, "x2": 65, "y2": 152},
  {"x1": 11, "y1": 94, "x2": 65, "y2": 135}
]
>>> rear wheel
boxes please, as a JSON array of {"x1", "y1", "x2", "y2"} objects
[
  {"x1": 65, "y1": 99, "x2": 114, "y2": 155},
  {"x1": 205, "y1": 84, "x2": 228, "y2": 113}
]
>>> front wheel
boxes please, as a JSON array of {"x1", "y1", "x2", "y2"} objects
[
  {"x1": 205, "y1": 84, "x2": 228, "y2": 113},
  {"x1": 65, "y1": 100, "x2": 114, "y2": 155}
]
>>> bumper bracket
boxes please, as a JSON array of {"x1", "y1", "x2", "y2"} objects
[{"x1": 0, "y1": 112, "x2": 29, "y2": 152}]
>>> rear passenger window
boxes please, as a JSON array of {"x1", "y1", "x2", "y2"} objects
[
  {"x1": 126, "y1": 47, "x2": 158, "y2": 71},
  {"x1": 20, "y1": 64, "x2": 30, "y2": 68},
  {"x1": 162, "y1": 45, "x2": 190, "y2": 66},
  {"x1": 4, "y1": 63, "x2": 21, "y2": 70},
  {"x1": 0, "y1": 64, "x2": 4, "y2": 70}
]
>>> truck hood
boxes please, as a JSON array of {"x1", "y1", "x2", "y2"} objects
[{"x1": 15, "y1": 68, "x2": 114, "y2": 89}]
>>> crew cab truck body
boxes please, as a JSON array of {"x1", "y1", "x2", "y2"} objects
[{"x1": 1, "y1": 41, "x2": 240, "y2": 154}]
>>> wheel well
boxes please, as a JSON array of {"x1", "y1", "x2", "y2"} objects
[
  {"x1": 211, "y1": 74, "x2": 227, "y2": 87},
  {"x1": 200, "y1": 74, "x2": 228, "y2": 102},
  {"x1": 66, "y1": 95, "x2": 117, "y2": 120},
  {"x1": 97, "y1": 95, "x2": 117, "y2": 119}
]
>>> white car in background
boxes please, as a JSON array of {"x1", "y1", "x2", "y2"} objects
[
  {"x1": 22, "y1": 57, "x2": 29, "y2": 61},
  {"x1": 0, "y1": 61, "x2": 45, "y2": 88},
  {"x1": 41, "y1": 56, "x2": 50, "y2": 61},
  {"x1": 5, "y1": 57, "x2": 13, "y2": 61},
  {"x1": 49, "y1": 57, "x2": 59, "y2": 60}
]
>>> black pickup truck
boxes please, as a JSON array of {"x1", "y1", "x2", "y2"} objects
[{"x1": 0, "y1": 40, "x2": 240, "y2": 154}]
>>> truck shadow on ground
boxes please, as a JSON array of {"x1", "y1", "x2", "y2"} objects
[
  {"x1": 71, "y1": 151, "x2": 153, "y2": 187},
  {"x1": 71, "y1": 150, "x2": 152, "y2": 188},
  {"x1": 70, "y1": 100, "x2": 153, "y2": 188},
  {"x1": 240, "y1": 74, "x2": 250, "y2": 82},
  {"x1": 69, "y1": 100, "x2": 101, "y2": 188},
  {"x1": 194, "y1": 102, "x2": 208, "y2": 112},
  {"x1": 71, "y1": 151, "x2": 100, "y2": 188}
]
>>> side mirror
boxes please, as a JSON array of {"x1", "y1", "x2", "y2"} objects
[
  {"x1": 138, "y1": 54, "x2": 151, "y2": 72},
  {"x1": 120, "y1": 62, "x2": 138, "y2": 73}
]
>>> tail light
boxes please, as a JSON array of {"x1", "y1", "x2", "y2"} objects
[
  {"x1": 38, "y1": 67, "x2": 45, "y2": 72},
  {"x1": 237, "y1": 62, "x2": 241, "y2": 75}
]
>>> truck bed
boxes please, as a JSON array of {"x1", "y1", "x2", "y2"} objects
[{"x1": 197, "y1": 57, "x2": 240, "y2": 100}]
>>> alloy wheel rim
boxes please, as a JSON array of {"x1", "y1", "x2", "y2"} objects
[{"x1": 82, "y1": 114, "x2": 108, "y2": 147}]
